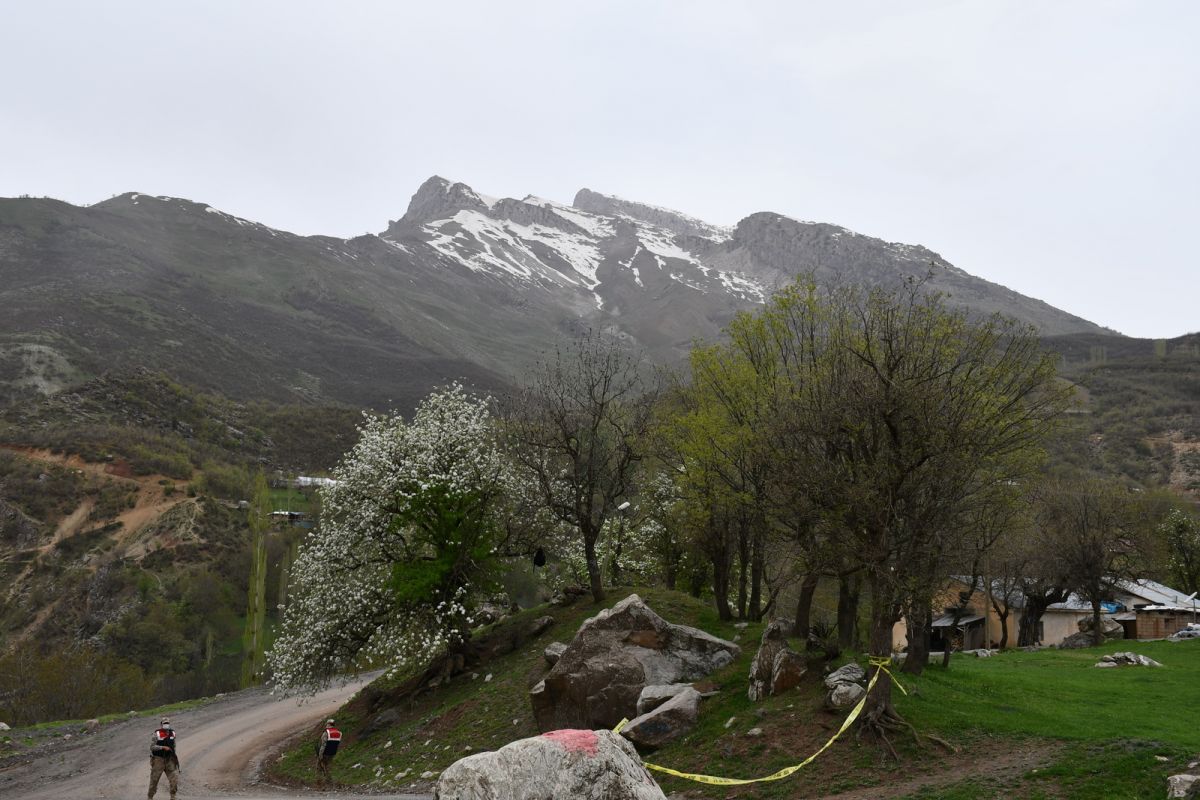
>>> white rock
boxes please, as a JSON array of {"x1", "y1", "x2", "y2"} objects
[
  {"x1": 1167, "y1": 774, "x2": 1199, "y2": 799},
  {"x1": 437, "y1": 729, "x2": 665, "y2": 800},
  {"x1": 422, "y1": 770, "x2": 438, "y2": 779},
  {"x1": 636, "y1": 684, "x2": 692, "y2": 716},
  {"x1": 0, "y1": 722, "x2": 10, "y2": 731},
  {"x1": 827, "y1": 682, "x2": 866, "y2": 709},
  {"x1": 823, "y1": 663, "x2": 866, "y2": 689},
  {"x1": 724, "y1": 716, "x2": 736, "y2": 729},
  {"x1": 746, "y1": 727, "x2": 763, "y2": 737},
  {"x1": 485, "y1": 673, "x2": 493, "y2": 683}
]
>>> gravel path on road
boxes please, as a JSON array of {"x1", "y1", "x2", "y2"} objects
[{"x1": 0, "y1": 677, "x2": 433, "y2": 800}]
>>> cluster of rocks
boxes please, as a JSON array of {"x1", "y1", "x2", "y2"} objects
[
  {"x1": 823, "y1": 662, "x2": 868, "y2": 709},
  {"x1": 1168, "y1": 758, "x2": 1200, "y2": 799},
  {"x1": 1093, "y1": 651, "x2": 1163, "y2": 668},
  {"x1": 746, "y1": 621, "x2": 807, "y2": 701},
  {"x1": 1060, "y1": 616, "x2": 1124, "y2": 649},
  {"x1": 530, "y1": 595, "x2": 739, "y2": 737},
  {"x1": 1168, "y1": 626, "x2": 1200, "y2": 642}
]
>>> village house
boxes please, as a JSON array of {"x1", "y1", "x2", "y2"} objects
[
  {"x1": 1111, "y1": 579, "x2": 1199, "y2": 640},
  {"x1": 892, "y1": 576, "x2": 1197, "y2": 652}
]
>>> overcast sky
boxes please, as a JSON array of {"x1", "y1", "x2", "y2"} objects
[{"x1": 2, "y1": 1, "x2": 1196, "y2": 337}]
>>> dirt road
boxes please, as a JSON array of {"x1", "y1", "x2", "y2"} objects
[{"x1": 0, "y1": 677, "x2": 433, "y2": 800}]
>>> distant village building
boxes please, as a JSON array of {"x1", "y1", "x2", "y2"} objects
[
  {"x1": 891, "y1": 576, "x2": 1195, "y2": 651},
  {"x1": 1111, "y1": 579, "x2": 1199, "y2": 640}
]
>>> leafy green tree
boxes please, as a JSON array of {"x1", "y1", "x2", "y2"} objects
[
  {"x1": 1160, "y1": 508, "x2": 1200, "y2": 595},
  {"x1": 747, "y1": 278, "x2": 1069, "y2": 739}
]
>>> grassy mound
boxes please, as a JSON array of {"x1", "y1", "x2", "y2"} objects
[{"x1": 269, "y1": 591, "x2": 1200, "y2": 799}]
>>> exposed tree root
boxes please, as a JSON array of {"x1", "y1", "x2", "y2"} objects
[{"x1": 856, "y1": 702, "x2": 959, "y2": 760}]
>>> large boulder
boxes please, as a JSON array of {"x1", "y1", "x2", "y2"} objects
[
  {"x1": 530, "y1": 594, "x2": 740, "y2": 731},
  {"x1": 436, "y1": 729, "x2": 666, "y2": 800},
  {"x1": 1062, "y1": 616, "x2": 1124, "y2": 648},
  {"x1": 747, "y1": 621, "x2": 808, "y2": 700},
  {"x1": 619, "y1": 687, "x2": 701, "y2": 748}
]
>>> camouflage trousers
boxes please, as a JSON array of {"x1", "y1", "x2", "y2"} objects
[{"x1": 148, "y1": 754, "x2": 178, "y2": 798}]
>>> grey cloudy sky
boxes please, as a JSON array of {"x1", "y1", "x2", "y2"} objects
[{"x1": 2, "y1": 1, "x2": 1197, "y2": 337}]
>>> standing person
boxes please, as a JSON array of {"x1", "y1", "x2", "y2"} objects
[
  {"x1": 148, "y1": 717, "x2": 179, "y2": 800},
  {"x1": 315, "y1": 718, "x2": 342, "y2": 783}
]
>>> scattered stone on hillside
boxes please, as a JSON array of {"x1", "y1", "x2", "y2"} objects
[
  {"x1": 965, "y1": 649, "x2": 995, "y2": 658},
  {"x1": 530, "y1": 595, "x2": 740, "y2": 731},
  {"x1": 529, "y1": 615, "x2": 556, "y2": 637},
  {"x1": 437, "y1": 729, "x2": 666, "y2": 800},
  {"x1": 692, "y1": 679, "x2": 721, "y2": 698},
  {"x1": 637, "y1": 684, "x2": 692, "y2": 716},
  {"x1": 823, "y1": 663, "x2": 866, "y2": 689},
  {"x1": 1167, "y1": 773, "x2": 1199, "y2": 799},
  {"x1": 84, "y1": 719, "x2": 100, "y2": 734},
  {"x1": 363, "y1": 708, "x2": 403, "y2": 736},
  {"x1": 1095, "y1": 652, "x2": 1163, "y2": 668},
  {"x1": 475, "y1": 601, "x2": 508, "y2": 626},
  {"x1": 1168, "y1": 627, "x2": 1200, "y2": 642},
  {"x1": 620, "y1": 688, "x2": 701, "y2": 749},
  {"x1": 544, "y1": 642, "x2": 568, "y2": 665},
  {"x1": 724, "y1": 717, "x2": 736, "y2": 729},
  {"x1": 826, "y1": 682, "x2": 866, "y2": 710},
  {"x1": 0, "y1": 722, "x2": 10, "y2": 731},
  {"x1": 746, "y1": 727, "x2": 763, "y2": 737}
]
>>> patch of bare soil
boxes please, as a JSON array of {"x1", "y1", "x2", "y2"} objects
[{"x1": 820, "y1": 738, "x2": 1064, "y2": 799}]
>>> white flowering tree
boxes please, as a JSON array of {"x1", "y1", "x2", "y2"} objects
[{"x1": 268, "y1": 385, "x2": 516, "y2": 693}]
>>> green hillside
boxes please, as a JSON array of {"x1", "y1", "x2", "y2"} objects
[{"x1": 269, "y1": 587, "x2": 1200, "y2": 799}]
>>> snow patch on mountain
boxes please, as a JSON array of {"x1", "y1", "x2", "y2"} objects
[{"x1": 423, "y1": 210, "x2": 603, "y2": 290}]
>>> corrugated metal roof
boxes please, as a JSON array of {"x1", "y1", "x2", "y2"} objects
[
  {"x1": 1117, "y1": 579, "x2": 1196, "y2": 608},
  {"x1": 931, "y1": 613, "x2": 984, "y2": 628}
]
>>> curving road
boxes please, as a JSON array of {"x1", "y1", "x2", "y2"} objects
[{"x1": 0, "y1": 677, "x2": 433, "y2": 800}]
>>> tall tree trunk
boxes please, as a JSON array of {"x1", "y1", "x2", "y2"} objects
[
  {"x1": 584, "y1": 532, "x2": 606, "y2": 603},
  {"x1": 1018, "y1": 607, "x2": 1042, "y2": 647},
  {"x1": 664, "y1": 543, "x2": 678, "y2": 591},
  {"x1": 993, "y1": 602, "x2": 1010, "y2": 649},
  {"x1": 736, "y1": 524, "x2": 749, "y2": 620},
  {"x1": 749, "y1": 527, "x2": 765, "y2": 621},
  {"x1": 837, "y1": 574, "x2": 861, "y2": 650},
  {"x1": 712, "y1": 554, "x2": 734, "y2": 621},
  {"x1": 901, "y1": 604, "x2": 931, "y2": 675},
  {"x1": 1090, "y1": 598, "x2": 1103, "y2": 646},
  {"x1": 860, "y1": 588, "x2": 902, "y2": 736},
  {"x1": 792, "y1": 573, "x2": 819, "y2": 641}
]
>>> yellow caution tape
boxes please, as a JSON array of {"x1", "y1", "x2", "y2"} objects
[{"x1": 615, "y1": 657, "x2": 905, "y2": 786}]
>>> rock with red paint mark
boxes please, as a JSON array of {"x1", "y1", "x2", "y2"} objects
[
  {"x1": 435, "y1": 728, "x2": 666, "y2": 800},
  {"x1": 530, "y1": 594, "x2": 740, "y2": 731}
]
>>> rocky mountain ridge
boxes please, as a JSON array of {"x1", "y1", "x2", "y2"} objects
[{"x1": 0, "y1": 177, "x2": 1110, "y2": 408}]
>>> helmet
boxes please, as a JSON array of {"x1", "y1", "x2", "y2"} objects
[
  {"x1": 161, "y1": 717, "x2": 170, "y2": 725},
  {"x1": 326, "y1": 718, "x2": 335, "y2": 726}
]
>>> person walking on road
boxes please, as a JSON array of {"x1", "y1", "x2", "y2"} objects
[
  {"x1": 315, "y1": 718, "x2": 342, "y2": 784},
  {"x1": 148, "y1": 716, "x2": 179, "y2": 799}
]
